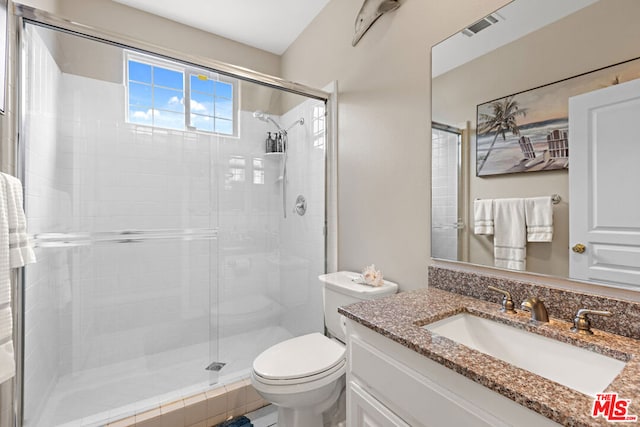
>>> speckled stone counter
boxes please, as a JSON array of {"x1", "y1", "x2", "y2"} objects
[
  {"x1": 428, "y1": 266, "x2": 640, "y2": 340},
  {"x1": 338, "y1": 287, "x2": 640, "y2": 426}
]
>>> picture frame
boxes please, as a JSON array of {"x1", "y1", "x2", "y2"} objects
[{"x1": 476, "y1": 56, "x2": 640, "y2": 177}]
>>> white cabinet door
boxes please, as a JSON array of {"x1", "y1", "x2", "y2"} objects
[
  {"x1": 569, "y1": 78, "x2": 640, "y2": 287},
  {"x1": 348, "y1": 382, "x2": 410, "y2": 427}
]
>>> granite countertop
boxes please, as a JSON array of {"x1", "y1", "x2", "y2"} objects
[{"x1": 338, "y1": 287, "x2": 640, "y2": 427}]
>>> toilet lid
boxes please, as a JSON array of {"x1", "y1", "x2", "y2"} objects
[{"x1": 253, "y1": 333, "x2": 346, "y2": 380}]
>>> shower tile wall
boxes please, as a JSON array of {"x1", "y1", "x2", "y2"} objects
[
  {"x1": 23, "y1": 26, "x2": 325, "y2": 426},
  {"x1": 431, "y1": 129, "x2": 459, "y2": 260},
  {"x1": 278, "y1": 100, "x2": 325, "y2": 337}
]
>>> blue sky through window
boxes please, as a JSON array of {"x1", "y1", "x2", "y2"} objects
[
  {"x1": 127, "y1": 59, "x2": 185, "y2": 130},
  {"x1": 154, "y1": 67, "x2": 183, "y2": 90},
  {"x1": 128, "y1": 61, "x2": 151, "y2": 83},
  {"x1": 189, "y1": 74, "x2": 234, "y2": 134},
  {"x1": 191, "y1": 74, "x2": 214, "y2": 93},
  {"x1": 127, "y1": 56, "x2": 236, "y2": 135}
]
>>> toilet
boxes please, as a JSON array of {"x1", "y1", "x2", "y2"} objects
[{"x1": 250, "y1": 271, "x2": 398, "y2": 427}]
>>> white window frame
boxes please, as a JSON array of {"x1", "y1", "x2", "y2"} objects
[
  {"x1": 125, "y1": 51, "x2": 239, "y2": 137},
  {"x1": 312, "y1": 105, "x2": 326, "y2": 149}
]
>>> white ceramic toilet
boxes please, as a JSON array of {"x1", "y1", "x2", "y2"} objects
[{"x1": 251, "y1": 271, "x2": 398, "y2": 427}]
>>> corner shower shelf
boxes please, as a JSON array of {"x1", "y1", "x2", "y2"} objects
[{"x1": 264, "y1": 152, "x2": 284, "y2": 158}]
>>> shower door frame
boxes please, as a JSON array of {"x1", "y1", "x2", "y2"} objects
[{"x1": 14, "y1": 4, "x2": 333, "y2": 426}]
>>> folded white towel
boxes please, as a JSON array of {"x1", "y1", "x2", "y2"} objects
[
  {"x1": 525, "y1": 196, "x2": 553, "y2": 242},
  {"x1": 493, "y1": 198, "x2": 526, "y2": 271},
  {"x1": 473, "y1": 199, "x2": 494, "y2": 235},
  {"x1": 0, "y1": 173, "x2": 36, "y2": 384}
]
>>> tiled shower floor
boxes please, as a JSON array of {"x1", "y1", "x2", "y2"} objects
[{"x1": 32, "y1": 326, "x2": 292, "y2": 427}]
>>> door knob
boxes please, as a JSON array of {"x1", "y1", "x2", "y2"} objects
[{"x1": 572, "y1": 243, "x2": 586, "y2": 254}]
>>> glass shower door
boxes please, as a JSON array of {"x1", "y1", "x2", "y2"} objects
[
  {"x1": 20, "y1": 11, "x2": 329, "y2": 426},
  {"x1": 21, "y1": 23, "x2": 219, "y2": 426}
]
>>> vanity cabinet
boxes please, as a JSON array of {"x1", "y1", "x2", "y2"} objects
[
  {"x1": 349, "y1": 382, "x2": 410, "y2": 427},
  {"x1": 345, "y1": 319, "x2": 560, "y2": 427}
]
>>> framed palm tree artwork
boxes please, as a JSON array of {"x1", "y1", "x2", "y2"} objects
[{"x1": 475, "y1": 56, "x2": 640, "y2": 177}]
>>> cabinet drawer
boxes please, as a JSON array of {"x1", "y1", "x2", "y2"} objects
[
  {"x1": 349, "y1": 335, "x2": 507, "y2": 427},
  {"x1": 348, "y1": 382, "x2": 411, "y2": 427}
]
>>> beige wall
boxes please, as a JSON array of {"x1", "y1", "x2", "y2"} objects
[
  {"x1": 54, "y1": 0, "x2": 280, "y2": 77},
  {"x1": 281, "y1": 0, "x2": 508, "y2": 290},
  {"x1": 17, "y1": 0, "x2": 60, "y2": 12}
]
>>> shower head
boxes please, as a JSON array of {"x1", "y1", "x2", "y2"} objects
[
  {"x1": 253, "y1": 110, "x2": 305, "y2": 134},
  {"x1": 253, "y1": 110, "x2": 267, "y2": 121},
  {"x1": 253, "y1": 110, "x2": 283, "y2": 131}
]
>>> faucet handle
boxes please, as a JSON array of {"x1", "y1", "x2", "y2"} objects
[
  {"x1": 487, "y1": 286, "x2": 516, "y2": 313},
  {"x1": 571, "y1": 308, "x2": 612, "y2": 335}
]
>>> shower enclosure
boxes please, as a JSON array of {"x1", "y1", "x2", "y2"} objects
[
  {"x1": 431, "y1": 124, "x2": 462, "y2": 260},
  {"x1": 17, "y1": 8, "x2": 328, "y2": 427}
]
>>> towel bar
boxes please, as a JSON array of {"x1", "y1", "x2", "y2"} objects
[{"x1": 475, "y1": 194, "x2": 561, "y2": 205}]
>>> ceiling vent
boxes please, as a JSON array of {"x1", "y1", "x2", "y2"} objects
[{"x1": 462, "y1": 13, "x2": 502, "y2": 37}]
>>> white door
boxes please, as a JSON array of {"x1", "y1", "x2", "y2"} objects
[{"x1": 569, "y1": 78, "x2": 640, "y2": 287}]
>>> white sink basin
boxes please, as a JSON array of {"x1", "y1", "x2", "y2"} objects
[{"x1": 424, "y1": 313, "x2": 626, "y2": 396}]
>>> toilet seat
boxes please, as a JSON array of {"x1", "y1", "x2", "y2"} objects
[
  {"x1": 253, "y1": 359, "x2": 346, "y2": 386},
  {"x1": 252, "y1": 333, "x2": 346, "y2": 386}
]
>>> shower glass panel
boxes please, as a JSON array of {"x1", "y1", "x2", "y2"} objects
[
  {"x1": 20, "y1": 21, "x2": 326, "y2": 427},
  {"x1": 431, "y1": 125, "x2": 461, "y2": 260}
]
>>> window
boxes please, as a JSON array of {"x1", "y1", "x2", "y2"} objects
[
  {"x1": 189, "y1": 74, "x2": 234, "y2": 135},
  {"x1": 126, "y1": 53, "x2": 238, "y2": 136},
  {"x1": 127, "y1": 59, "x2": 184, "y2": 130},
  {"x1": 312, "y1": 105, "x2": 326, "y2": 149},
  {"x1": 252, "y1": 158, "x2": 264, "y2": 185},
  {"x1": 229, "y1": 156, "x2": 246, "y2": 182}
]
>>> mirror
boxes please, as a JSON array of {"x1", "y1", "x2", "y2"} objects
[{"x1": 431, "y1": 0, "x2": 640, "y2": 287}]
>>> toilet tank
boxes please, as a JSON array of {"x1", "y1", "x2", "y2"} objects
[{"x1": 319, "y1": 271, "x2": 398, "y2": 342}]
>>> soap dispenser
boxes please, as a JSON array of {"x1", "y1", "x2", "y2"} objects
[{"x1": 265, "y1": 132, "x2": 276, "y2": 153}]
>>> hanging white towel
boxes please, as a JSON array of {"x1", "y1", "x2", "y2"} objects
[
  {"x1": 493, "y1": 198, "x2": 527, "y2": 271},
  {"x1": 473, "y1": 199, "x2": 494, "y2": 235},
  {"x1": 4, "y1": 174, "x2": 36, "y2": 266},
  {"x1": 0, "y1": 173, "x2": 36, "y2": 384},
  {"x1": 0, "y1": 305, "x2": 12, "y2": 384},
  {"x1": 525, "y1": 196, "x2": 553, "y2": 242},
  {"x1": 0, "y1": 175, "x2": 13, "y2": 384}
]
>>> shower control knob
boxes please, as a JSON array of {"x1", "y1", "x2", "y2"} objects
[{"x1": 294, "y1": 195, "x2": 307, "y2": 216}]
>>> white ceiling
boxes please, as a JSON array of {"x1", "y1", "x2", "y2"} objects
[{"x1": 112, "y1": 0, "x2": 331, "y2": 55}]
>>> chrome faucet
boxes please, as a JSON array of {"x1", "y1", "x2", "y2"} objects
[{"x1": 520, "y1": 297, "x2": 549, "y2": 323}]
